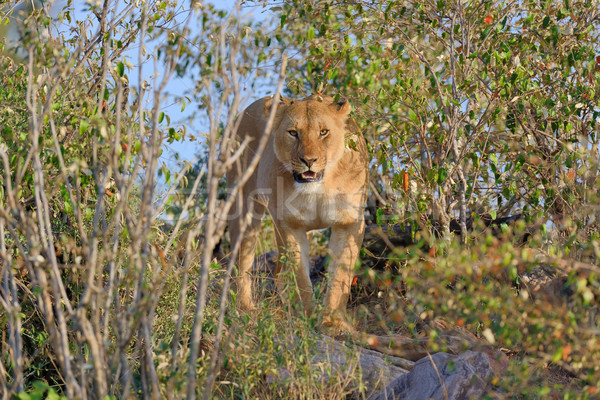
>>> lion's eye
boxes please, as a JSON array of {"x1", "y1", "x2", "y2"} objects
[
  {"x1": 288, "y1": 130, "x2": 298, "y2": 137},
  {"x1": 320, "y1": 129, "x2": 329, "y2": 137}
]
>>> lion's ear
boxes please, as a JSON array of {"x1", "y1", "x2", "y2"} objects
[
  {"x1": 264, "y1": 95, "x2": 290, "y2": 118},
  {"x1": 329, "y1": 97, "x2": 351, "y2": 117}
]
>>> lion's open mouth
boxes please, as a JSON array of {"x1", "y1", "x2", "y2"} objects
[{"x1": 293, "y1": 171, "x2": 323, "y2": 183}]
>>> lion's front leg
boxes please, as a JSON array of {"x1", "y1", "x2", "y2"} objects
[
  {"x1": 229, "y1": 197, "x2": 266, "y2": 313},
  {"x1": 324, "y1": 221, "x2": 365, "y2": 317},
  {"x1": 274, "y1": 227, "x2": 314, "y2": 315}
]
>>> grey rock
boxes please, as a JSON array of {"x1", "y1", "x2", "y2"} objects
[
  {"x1": 369, "y1": 351, "x2": 496, "y2": 400},
  {"x1": 268, "y1": 335, "x2": 410, "y2": 396}
]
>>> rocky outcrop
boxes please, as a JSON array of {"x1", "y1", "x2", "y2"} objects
[{"x1": 369, "y1": 350, "x2": 500, "y2": 400}]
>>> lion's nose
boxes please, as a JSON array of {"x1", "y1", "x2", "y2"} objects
[{"x1": 300, "y1": 157, "x2": 317, "y2": 168}]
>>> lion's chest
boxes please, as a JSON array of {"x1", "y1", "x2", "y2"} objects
[{"x1": 273, "y1": 185, "x2": 360, "y2": 230}]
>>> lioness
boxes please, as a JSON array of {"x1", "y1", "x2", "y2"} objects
[{"x1": 227, "y1": 94, "x2": 369, "y2": 319}]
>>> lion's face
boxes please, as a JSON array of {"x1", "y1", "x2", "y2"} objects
[{"x1": 271, "y1": 96, "x2": 351, "y2": 187}]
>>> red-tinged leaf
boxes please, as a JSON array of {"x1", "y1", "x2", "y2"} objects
[
  {"x1": 154, "y1": 243, "x2": 166, "y2": 267},
  {"x1": 403, "y1": 171, "x2": 409, "y2": 192},
  {"x1": 484, "y1": 15, "x2": 493, "y2": 24},
  {"x1": 429, "y1": 246, "x2": 436, "y2": 258},
  {"x1": 562, "y1": 344, "x2": 572, "y2": 361}
]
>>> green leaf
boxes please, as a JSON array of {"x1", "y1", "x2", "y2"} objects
[
  {"x1": 437, "y1": 167, "x2": 447, "y2": 184},
  {"x1": 408, "y1": 110, "x2": 417, "y2": 122},
  {"x1": 46, "y1": 389, "x2": 62, "y2": 400},
  {"x1": 117, "y1": 61, "x2": 124, "y2": 77},
  {"x1": 376, "y1": 208, "x2": 384, "y2": 227},
  {"x1": 64, "y1": 200, "x2": 73, "y2": 214},
  {"x1": 552, "y1": 347, "x2": 562, "y2": 363},
  {"x1": 79, "y1": 120, "x2": 89, "y2": 135},
  {"x1": 542, "y1": 16, "x2": 550, "y2": 29}
]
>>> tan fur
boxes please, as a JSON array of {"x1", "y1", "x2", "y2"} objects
[{"x1": 227, "y1": 95, "x2": 369, "y2": 318}]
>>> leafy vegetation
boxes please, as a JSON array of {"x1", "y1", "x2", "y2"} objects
[{"x1": 0, "y1": 0, "x2": 599, "y2": 398}]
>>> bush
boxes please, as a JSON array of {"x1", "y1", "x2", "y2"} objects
[{"x1": 1, "y1": 0, "x2": 598, "y2": 398}]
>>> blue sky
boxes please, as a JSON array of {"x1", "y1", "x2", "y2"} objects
[
  {"x1": 165, "y1": 0, "x2": 262, "y2": 164},
  {"x1": 155, "y1": 0, "x2": 274, "y2": 166}
]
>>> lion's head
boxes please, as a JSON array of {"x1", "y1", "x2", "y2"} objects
[{"x1": 264, "y1": 95, "x2": 351, "y2": 188}]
